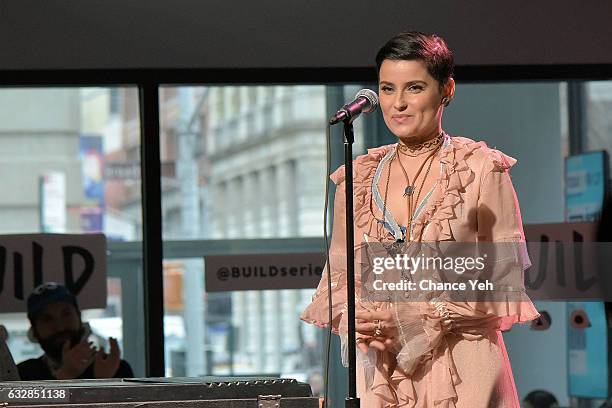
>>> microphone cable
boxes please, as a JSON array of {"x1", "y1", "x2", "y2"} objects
[{"x1": 322, "y1": 122, "x2": 333, "y2": 408}]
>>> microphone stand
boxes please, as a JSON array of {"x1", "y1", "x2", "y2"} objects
[{"x1": 342, "y1": 119, "x2": 360, "y2": 408}]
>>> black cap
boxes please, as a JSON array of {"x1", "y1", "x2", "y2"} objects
[{"x1": 27, "y1": 283, "x2": 78, "y2": 323}]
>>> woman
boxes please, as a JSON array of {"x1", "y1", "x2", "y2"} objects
[{"x1": 301, "y1": 31, "x2": 539, "y2": 407}]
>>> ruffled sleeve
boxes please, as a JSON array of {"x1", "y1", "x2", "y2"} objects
[
  {"x1": 477, "y1": 148, "x2": 523, "y2": 242},
  {"x1": 300, "y1": 145, "x2": 394, "y2": 332},
  {"x1": 474, "y1": 148, "x2": 540, "y2": 329},
  {"x1": 300, "y1": 172, "x2": 349, "y2": 333}
]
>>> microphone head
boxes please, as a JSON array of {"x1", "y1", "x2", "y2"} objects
[{"x1": 355, "y1": 88, "x2": 379, "y2": 113}]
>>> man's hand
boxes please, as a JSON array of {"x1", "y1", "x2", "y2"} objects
[
  {"x1": 54, "y1": 340, "x2": 96, "y2": 379},
  {"x1": 93, "y1": 337, "x2": 121, "y2": 379}
]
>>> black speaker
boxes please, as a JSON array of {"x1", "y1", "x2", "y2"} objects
[{"x1": 0, "y1": 377, "x2": 318, "y2": 407}]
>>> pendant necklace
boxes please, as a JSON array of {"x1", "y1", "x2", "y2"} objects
[
  {"x1": 381, "y1": 135, "x2": 443, "y2": 241},
  {"x1": 379, "y1": 135, "x2": 442, "y2": 296}
]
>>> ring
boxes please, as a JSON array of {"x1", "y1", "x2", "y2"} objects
[
  {"x1": 356, "y1": 338, "x2": 365, "y2": 345},
  {"x1": 374, "y1": 320, "x2": 383, "y2": 337}
]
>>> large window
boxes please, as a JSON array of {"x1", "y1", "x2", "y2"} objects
[
  {"x1": 0, "y1": 87, "x2": 145, "y2": 376},
  {"x1": 157, "y1": 85, "x2": 335, "y2": 392}
]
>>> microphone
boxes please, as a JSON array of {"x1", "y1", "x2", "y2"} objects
[{"x1": 329, "y1": 88, "x2": 379, "y2": 125}]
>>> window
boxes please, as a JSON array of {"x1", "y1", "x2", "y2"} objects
[{"x1": 0, "y1": 87, "x2": 145, "y2": 377}]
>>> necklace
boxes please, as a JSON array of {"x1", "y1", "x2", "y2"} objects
[
  {"x1": 411, "y1": 151, "x2": 437, "y2": 215},
  {"x1": 397, "y1": 132, "x2": 444, "y2": 157},
  {"x1": 380, "y1": 138, "x2": 442, "y2": 241},
  {"x1": 396, "y1": 145, "x2": 438, "y2": 198},
  {"x1": 381, "y1": 153, "x2": 394, "y2": 237}
]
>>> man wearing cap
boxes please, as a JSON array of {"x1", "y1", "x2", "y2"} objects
[{"x1": 17, "y1": 283, "x2": 134, "y2": 380}]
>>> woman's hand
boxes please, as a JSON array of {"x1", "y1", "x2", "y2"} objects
[{"x1": 355, "y1": 308, "x2": 400, "y2": 354}]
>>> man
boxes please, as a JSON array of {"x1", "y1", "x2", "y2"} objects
[{"x1": 18, "y1": 282, "x2": 133, "y2": 380}]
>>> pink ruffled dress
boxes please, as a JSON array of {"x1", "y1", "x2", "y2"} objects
[{"x1": 301, "y1": 134, "x2": 540, "y2": 407}]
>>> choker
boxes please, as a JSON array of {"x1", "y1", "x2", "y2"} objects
[{"x1": 397, "y1": 132, "x2": 444, "y2": 157}]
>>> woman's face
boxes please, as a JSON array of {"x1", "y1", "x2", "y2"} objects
[{"x1": 378, "y1": 59, "x2": 453, "y2": 143}]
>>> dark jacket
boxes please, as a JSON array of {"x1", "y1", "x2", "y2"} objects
[{"x1": 17, "y1": 356, "x2": 134, "y2": 381}]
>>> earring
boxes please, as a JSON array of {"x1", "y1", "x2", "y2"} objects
[{"x1": 441, "y1": 97, "x2": 450, "y2": 107}]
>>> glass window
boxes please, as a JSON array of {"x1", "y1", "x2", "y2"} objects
[
  {"x1": 0, "y1": 87, "x2": 145, "y2": 378},
  {"x1": 585, "y1": 81, "x2": 612, "y2": 170},
  {"x1": 158, "y1": 85, "x2": 368, "y2": 393}
]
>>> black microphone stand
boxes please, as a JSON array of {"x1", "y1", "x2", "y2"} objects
[{"x1": 342, "y1": 119, "x2": 360, "y2": 408}]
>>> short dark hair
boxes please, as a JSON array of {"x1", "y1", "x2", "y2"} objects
[
  {"x1": 375, "y1": 31, "x2": 454, "y2": 87},
  {"x1": 523, "y1": 390, "x2": 558, "y2": 408}
]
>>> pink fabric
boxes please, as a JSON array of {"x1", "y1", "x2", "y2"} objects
[{"x1": 301, "y1": 135, "x2": 540, "y2": 407}]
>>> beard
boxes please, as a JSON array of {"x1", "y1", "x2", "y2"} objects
[{"x1": 38, "y1": 327, "x2": 84, "y2": 362}]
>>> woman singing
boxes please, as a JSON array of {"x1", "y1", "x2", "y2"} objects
[{"x1": 301, "y1": 31, "x2": 539, "y2": 407}]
